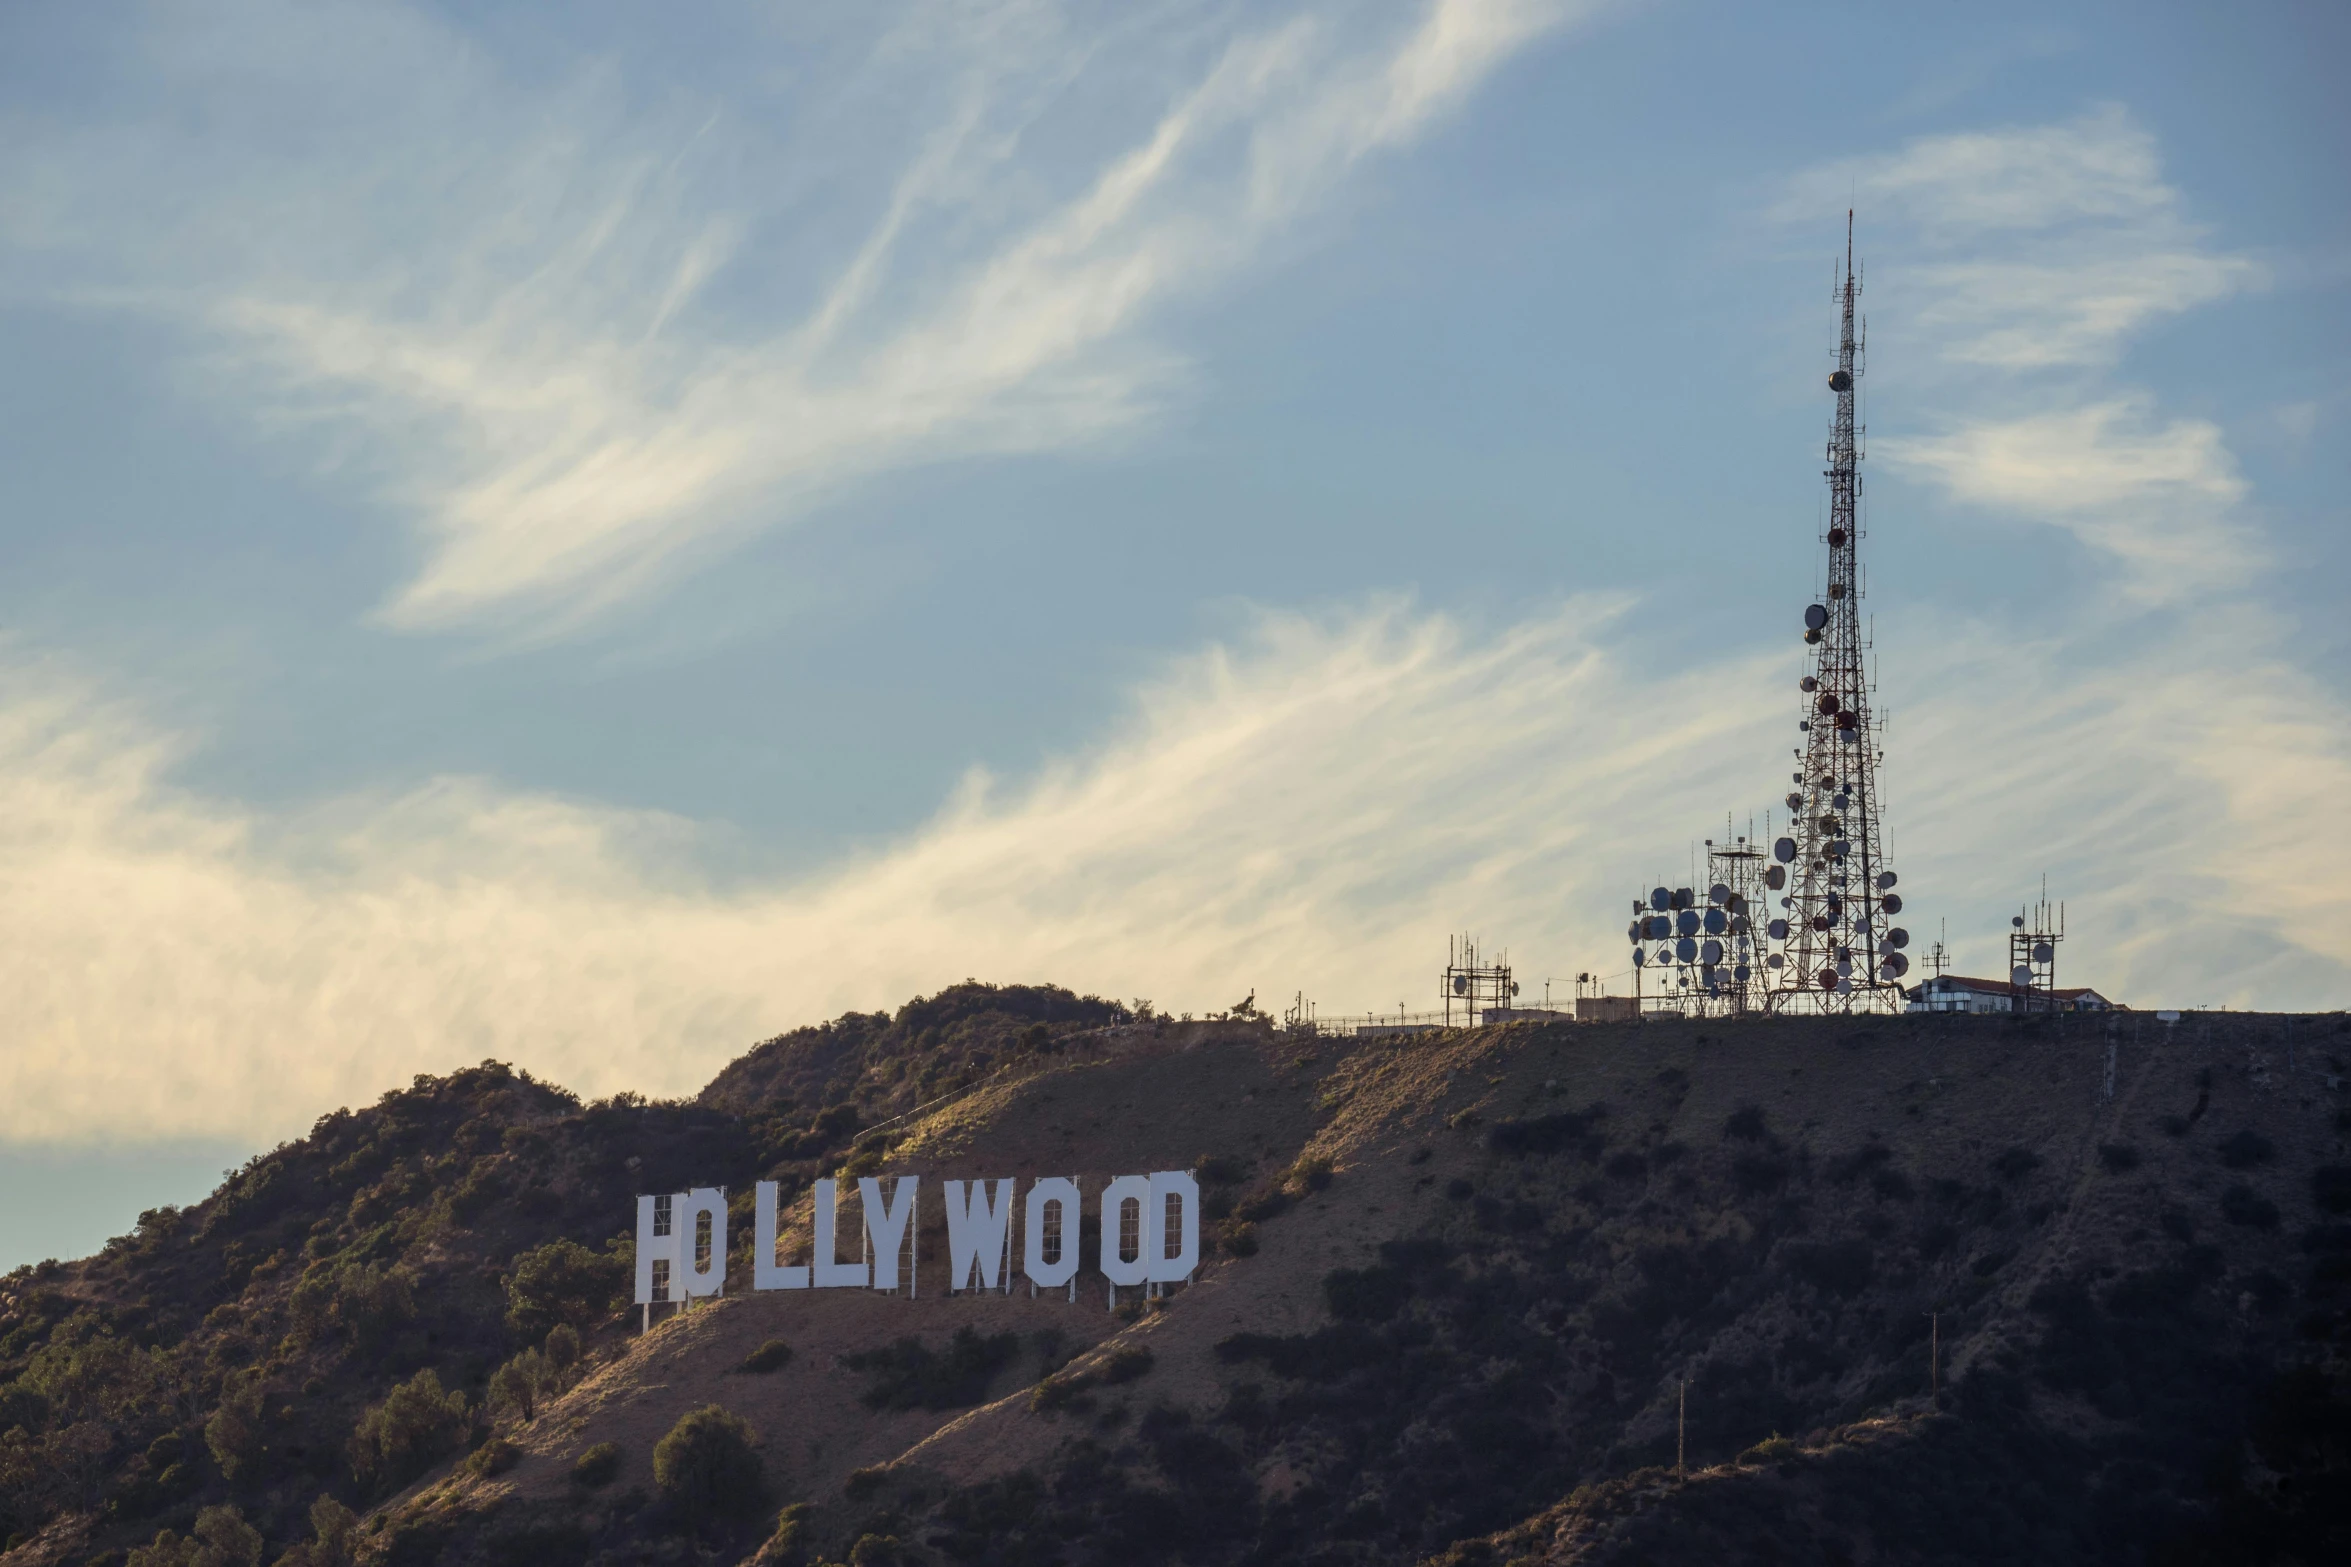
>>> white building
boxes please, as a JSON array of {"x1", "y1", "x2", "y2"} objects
[{"x1": 1904, "y1": 975, "x2": 2119, "y2": 1015}]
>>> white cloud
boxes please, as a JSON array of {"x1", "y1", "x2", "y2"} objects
[
  {"x1": 0, "y1": 0, "x2": 1597, "y2": 632},
  {"x1": 1879, "y1": 397, "x2": 2259, "y2": 596},
  {"x1": 1778, "y1": 105, "x2": 2259, "y2": 370},
  {"x1": 1778, "y1": 107, "x2": 2267, "y2": 600},
  {"x1": 4, "y1": 595, "x2": 2346, "y2": 1150}
]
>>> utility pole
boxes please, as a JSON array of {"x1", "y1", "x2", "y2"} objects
[
  {"x1": 1928, "y1": 1311, "x2": 1939, "y2": 1396},
  {"x1": 1677, "y1": 1375, "x2": 1688, "y2": 1479}
]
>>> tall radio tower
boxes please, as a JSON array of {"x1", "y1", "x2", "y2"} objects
[{"x1": 1766, "y1": 214, "x2": 1911, "y2": 1013}]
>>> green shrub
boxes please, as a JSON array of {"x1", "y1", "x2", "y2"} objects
[
  {"x1": 335, "y1": 1262, "x2": 418, "y2": 1352},
  {"x1": 544, "y1": 1323, "x2": 582, "y2": 1374},
  {"x1": 1737, "y1": 1433, "x2": 1798, "y2": 1465},
  {"x1": 843, "y1": 1327, "x2": 1017, "y2": 1410},
  {"x1": 350, "y1": 1368, "x2": 468, "y2": 1490},
  {"x1": 767, "y1": 1502, "x2": 814, "y2": 1564},
  {"x1": 1096, "y1": 1345, "x2": 1154, "y2": 1385},
  {"x1": 740, "y1": 1339, "x2": 794, "y2": 1375},
  {"x1": 489, "y1": 1349, "x2": 547, "y2": 1422},
  {"x1": 1289, "y1": 1156, "x2": 1335, "y2": 1193},
  {"x1": 126, "y1": 1503, "x2": 262, "y2": 1567},
  {"x1": 285, "y1": 1495, "x2": 358, "y2": 1567},
  {"x1": 464, "y1": 1437, "x2": 520, "y2": 1478},
  {"x1": 653, "y1": 1404, "x2": 763, "y2": 1524},
  {"x1": 504, "y1": 1240, "x2": 625, "y2": 1338},
  {"x1": 204, "y1": 1376, "x2": 267, "y2": 1483},
  {"x1": 570, "y1": 1441, "x2": 622, "y2": 1489}
]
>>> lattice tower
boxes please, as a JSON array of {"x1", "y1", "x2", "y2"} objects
[{"x1": 1766, "y1": 215, "x2": 1911, "y2": 1014}]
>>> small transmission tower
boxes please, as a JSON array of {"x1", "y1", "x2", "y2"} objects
[
  {"x1": 1766, "y1": 214, "x2": 1911, "y2": 1014},
  {"x1": 1442, "y1": 934, "x2": 1517, "y2": 1027},
  {"x1": 2008, "y1": 884, "x2": 2064, "y2": 1013}
]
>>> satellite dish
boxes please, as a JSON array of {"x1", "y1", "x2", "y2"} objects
[
  {"x1": 1829, "y1": 369, "x2": 1852, "y2": 392},
  {"x1": 1887, "y1": 928, "x2": 1909, "y2": 949},
  {"x1": 1785, "y1": 792, "x2": 1803, "y2": 811},
  {"x1": 1817, "y1": 968, "x2": 1837, "y2": 990},
  {"x1": 1827, "y1": 527, "x2": 1847, "y2": 547},
  {"x1": 1701, "y1": 939, "x2": 1724, "y2": 965},
  {"x1": 1881, "y1": 953, "x2": 1909, "y2": 979},
  {"x1": 1774, "y1": 837, "x2": 1797, "y2": 864},
  {"x1": 1676, "y1": 910, "x2": 1700, "y2": 937},
  {"x1": 1652, "y1": 887, "x2": 1672, "y2": 911},
  {"x1": 1804, "y1": 628, "x2": 1822, "y2": 645},
  {"x1": 1651, "y1": 916, "x2": 1673, "y2": 939},
  {"x1": 1709, "y1": 883, "x2": 1731, "y2": 905},
  {"x1": 1673, "y1": 887, "x2": 1694, "y2": 909},
  {"x1": 1831, "y1": 839, "x2": 1851, "y2": 858},
  {"x1": 1511, "y1": 981, "x2": 1521, "y2": 995},
  {"x1": 2032, "y1": 942, "x2": 2053, "y2": 964},
  {"x1": 1812, "y1": 914, "x2": 1831, "y2": 932},
  {"x1": 1799, "y1": 676, "x2": 1817, "y2": 693},
  {"x1": 1628, "y1": 922, "x2": 1642, "y2": 945},
  {"x1": 1837, "y1": 976, "x2": 1853, "y2": 994},
  {"x1": 1452, "y1": 975, "x2": 1468, "y2": 995},
  {"x1": 1703, "y1": 908, "x2": 1727, "y2": 935},
  {"x1": 1765, "y1": 865, "x2": 1787, "y2": 890},
  {"x1": 2012, "y1": 965, "x2": 2034, "y2": 985},
  {"x1": 1855, "y1": 914, "x2": 1873, "y2": 933},
  {"x1": 1727, "y1": 894, "x2": 1747, "y2": 915},
  {"x1": 1805, "y1": 603, "x2": 1829, "y2": 631},
  {"x1": 1734, "y1": 964, "x2": 1750, "y2": 982},
  {"x1": 1881, "y1": 893, "x2": 1902, "y2": 915},
  {"x1": 2012, "y1": 915, "x2": 2026, "y2": 928},
  {"x1": 1876, "y1": 872, "x2": 1897, "y2": 890},
  {"x1": 1818, "y1": 693, "x2": 1840, "y2": 716},
  {"x1": 1767, "y1": 918, "x2": 1790, "y2": 941},
  {"x1": 1633, "y1": 950, "x2": 1645, "y2": 966},
  {"x1": 1831, "y1": 793, "x2": 1849, "y2": 810},
  {"x1": 1819, "y1": 814, "x2": 1840, "y2": 832},
  {"x1": 1676, "y1": 937, "x2": 1698, "y2": 963},
  {"x1": 1767, "y1": 954, "x2": 1784, "y2": 969}
]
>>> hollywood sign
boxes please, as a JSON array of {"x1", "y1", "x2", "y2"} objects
[{"x1": 633, "y1": 1172, "x2": 1200, "y2": 1324}]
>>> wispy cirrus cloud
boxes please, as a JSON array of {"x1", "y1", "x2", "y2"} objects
[
  {"x1": 1775, "y1": 106, "x2": 2266, "y2": 597},
  {"x1": 1778, "y1": 104, "x2": 2260, "y2": 371},
  {"x1": 0, "y1": 0, "x2": 1600, "y2": 633},
  {"x1": 5, "y1": 588, "x2": 2347, "y2": 1150}
]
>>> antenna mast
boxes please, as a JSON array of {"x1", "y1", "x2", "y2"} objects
[{"x1": 1765, "y1": 213, "x2": 1910, "y2": 1014}]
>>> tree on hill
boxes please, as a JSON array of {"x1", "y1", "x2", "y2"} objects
[{"x1": 653, "y1": 1404, "x2": 764, "y2": 1527}]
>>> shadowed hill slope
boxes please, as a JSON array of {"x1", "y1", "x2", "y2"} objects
[{"x1": 4, "y1": 999, "x2": 2347, "y2": 1566}]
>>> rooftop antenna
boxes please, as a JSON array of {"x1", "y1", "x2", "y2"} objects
[{"x1": 1764, "y1": 211, "x2": 1911, "y2": 1015}]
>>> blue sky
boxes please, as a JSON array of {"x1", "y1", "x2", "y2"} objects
[{"x1": 1, "y1": 0, "x2": 2344, "y2": 1268}]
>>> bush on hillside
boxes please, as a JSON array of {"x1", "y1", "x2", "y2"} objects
[
  {"x1": 739, "y1": 1339, "x2": 794, "y2": 1374},
  {"x1": 350, "y1": 1368, "x2": 468, "y2": 1491},
  {"x1": 844, "y1": 1327, "x2": 1018, "y2": 1411},
  {"x1": 504, "y1": 1239, "x2": 625, "y2": 1338},
  {"x1": 652, "y1": 1404, "x2": 763, "y2": 1525},
  {"x1": 125, "y1": 1503, "x2": 263, "y2": 1567},
  {"x1": 570, "y1": 1441, "x2": 622, "y2": 1489}
]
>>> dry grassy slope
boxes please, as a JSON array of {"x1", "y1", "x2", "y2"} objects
[{"x1": 391, "y1": 1009, "x2": 2342, "y2": 1563}]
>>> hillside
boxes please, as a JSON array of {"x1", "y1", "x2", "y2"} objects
[{"x1": 3, "y1": 992, "x2": 2347, "y2": 1566}]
